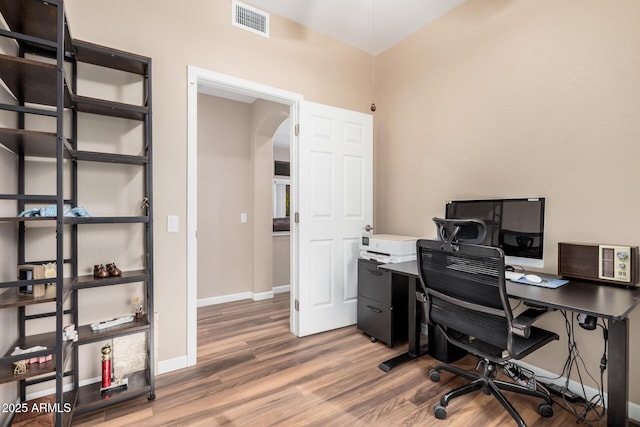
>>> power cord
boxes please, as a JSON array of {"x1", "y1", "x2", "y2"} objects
[{"x1": 533, "y1": 310, "x2": 607, "y2": 424}]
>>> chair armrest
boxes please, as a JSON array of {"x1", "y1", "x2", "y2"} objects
[{"x1": 511, "y1": 307, "x2": 554, "y2": 338}]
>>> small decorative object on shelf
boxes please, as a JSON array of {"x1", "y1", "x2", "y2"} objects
[
  {"x1": 100, "y1": 343, "x2": 112, "y2": 390},
  {"x1": 132, "y1": 297, "x2": 144, "y2": 319},
  {"x1": 43, "y1": 262, "x2": 56, "y2": 285},
  {"x1": 17, "y1": 204, "x2": 92, "y2": 218},
  {"x1": 13, "y1": 360, "x2": 27, "y2": 375},
  {"x1": 17, "y1": 264, "x2": 46, "y2": 297},
  {"x1": 90, "y1": 315, "x2": 134, "y2": 331},
  {"x1": 94, "y1": 262, "x2": 122, "y2": 278},
  {"x1": 10, "y1": 346, "x2": 53, "y2": 369},
  {"x1": 63, "y1": 324, "x2": 78, "y2": 341},
  {"x1": 106, "y1": 262, "x2": 122, "y2": 276},
  {"x1": 94, "y1": 264, "x2": 109, "y2": 278},
  {"x1": 99, "y1": 343, "x2": 129, "y2": 394}
]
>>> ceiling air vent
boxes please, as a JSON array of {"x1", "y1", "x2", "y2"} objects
[{"x1": 232, "y1": 1, "x2": 270, "y2": 38}]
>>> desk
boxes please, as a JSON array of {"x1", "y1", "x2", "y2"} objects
[{"x1": 379, "y1": 261, "x2": 640, "y2": 427}]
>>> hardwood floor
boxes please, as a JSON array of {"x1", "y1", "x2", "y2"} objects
[{"x1": 72, "y1": 293, "x2": 602, "y2": 426}]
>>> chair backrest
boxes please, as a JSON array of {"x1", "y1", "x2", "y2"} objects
[{"x1": 418, "y1": 219, "x2": 516, "y2": 355}]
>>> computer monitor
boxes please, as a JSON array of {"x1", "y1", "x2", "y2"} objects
[{"x1": 445, "y1": 198, "x2": 545, "y2": 268}]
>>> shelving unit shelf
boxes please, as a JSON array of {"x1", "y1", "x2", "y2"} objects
[{"x1": 0, "y1": 1, "x2": 154, "y2": 425}]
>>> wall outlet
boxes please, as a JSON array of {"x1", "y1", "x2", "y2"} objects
[{"x1": 240, "y1": 213, "x2": 248, "y2": 223}]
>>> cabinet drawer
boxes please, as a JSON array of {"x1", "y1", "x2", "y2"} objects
[
  {"x1": 357, "y1": 295, "x2": 392, "y2": 345},
  {"x1": 358, "y1": 259, "x2": 391, "y2": 304}
]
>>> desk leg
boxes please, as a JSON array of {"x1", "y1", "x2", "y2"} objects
[
  {"x1": 607, "y1": 318, "x2": 629, "y2": 427},
  {"x1": 378, "y1": 276, "x2": 429, "y2": 372}
]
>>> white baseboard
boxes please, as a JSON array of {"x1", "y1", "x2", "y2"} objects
[
  {"x1": 273, "y1": 284, "x2": 290, "y2": 294},
  {"x1": 158, "y1": 355, "x2": 189, "y2": 374},
  {"x1": 252, "y1": 291, "x2": 274, "y2": 301},
  {"x1": 197, "y1": 291, "x2": 252, "y2": 307},
  {"x1": 198, "y1": 285, "x2": 290, "y2": 307}
]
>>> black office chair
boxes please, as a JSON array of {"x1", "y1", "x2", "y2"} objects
[{"x1": 418, "y1": 218, "x2": 558, "y2": 427}]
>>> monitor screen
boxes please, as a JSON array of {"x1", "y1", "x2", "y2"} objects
[{"x1": 445, "y1": 198, "x2": 545, "y2": 268}]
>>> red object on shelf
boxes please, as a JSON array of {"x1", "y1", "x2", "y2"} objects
[{"x1": 101, "y1": 344, "x2": 112, "y2": 389}]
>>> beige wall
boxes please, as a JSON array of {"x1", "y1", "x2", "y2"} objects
[
  {"x1": 273, "y1": 235, "x2": 291, "y2": 287},
  {"x1": 273, "y1": 146, "x2": 291, "y2": 288},
  {"x1": 64, "y1": 0, "x2": 372, "y2": 364},
  {"x1": 375, "y1": 0, "x2": 640, "y2": 401},
  {"x1": 197, "y1": 95, "x2": 253, "y2": 298},
  {"x1": 197, "y1": 94, "x2": 289, "y2": 299}
]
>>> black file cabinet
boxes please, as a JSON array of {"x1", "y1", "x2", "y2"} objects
[{"x1": 357, "y1": 258, "x2": 408, "y2": 347}]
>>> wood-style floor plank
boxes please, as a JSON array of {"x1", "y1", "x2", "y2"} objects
[{"x1": 72, "y1": 293, "x2": 604, "y2": 426}]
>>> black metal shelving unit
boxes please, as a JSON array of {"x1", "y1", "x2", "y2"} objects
[{"x1": 0, "y1": 1, "x2": 154, "y2": 425}]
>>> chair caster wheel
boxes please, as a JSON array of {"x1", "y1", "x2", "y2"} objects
[
  {"x1": 434, "y1": 404, "x2": 447, "y2": 420},
  {"x1": 429, "y1": 369, "x2": 440, "y2": 382},
  {"x1": 538, "y1": 402, "x2": 553, "y2": 417},
  {"x1": 148, "y1": 393, "x2": 156, "y2": 401}
]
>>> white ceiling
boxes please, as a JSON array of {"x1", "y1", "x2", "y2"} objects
[{"x1": 245, "y1": 0, "x2": 467, "y2": 55}]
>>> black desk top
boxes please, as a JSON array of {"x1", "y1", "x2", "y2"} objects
[{"x1": 380, "y1": 261, "x2": 640, "y2": 321}]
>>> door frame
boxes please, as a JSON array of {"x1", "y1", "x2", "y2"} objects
[{"x1": 186, "y1": 66, "x2": 303, "y2": 366}]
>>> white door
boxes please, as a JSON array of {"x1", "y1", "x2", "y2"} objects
[{"x1": 295, "y1": 101, "x2": 373, "y2": 337}]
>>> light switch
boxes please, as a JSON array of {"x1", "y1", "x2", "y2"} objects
[
  {"x1": 240, "y1": 213, "x2": 248, "y2": 223},
  {"x1": 167, "y1": 215, "x2": 179, "y2": 232}
]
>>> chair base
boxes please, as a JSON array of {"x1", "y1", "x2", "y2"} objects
[{"x1": 430, "y1": 359, "x2": 553, "y2": 427}]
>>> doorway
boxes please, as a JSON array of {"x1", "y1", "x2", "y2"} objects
[{"x1": 186, "y1": 66, "x2": 302, "y2": 366}]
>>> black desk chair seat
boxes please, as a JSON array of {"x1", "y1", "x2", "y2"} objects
[{"x1": 419, "y1": 218, "x2": 559, "y2": 427}]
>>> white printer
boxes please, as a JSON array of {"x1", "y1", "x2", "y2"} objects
[{"x1": 359, "y1": 234, "x2": 419, "y2": 264}]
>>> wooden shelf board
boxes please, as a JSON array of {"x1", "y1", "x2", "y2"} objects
[
  {"x1": 74, "y1": 369, "x2": 151, "y2": 414},
  {"x1": 65, "y1": 216, "x2": 150, "y2": 225},
  {"x1": 0, "y1": 129, "x2": 147, "y2": 164},
  {"x1": 71, "y1": 149, "x2": 148, "y2": 165},
  {"x1": 0, "y1": 284, "x2": 57, "y2": 309},
  {"x1": 0, "y1": 358, "x2": 55, "y2": 385},
  {"x1": 0, "y1": 216, "x2": 149, "y2": 224},
  {"x1": 76, "y1": 315, "x2": 150, "y2": 345},
  {"x1": 0, "y1": 216, "x2": 55, "y2": 223},
  {"x1": 0, "y1": 54, "x2": 72, "y2": 107},
  {"x1": 0, "y1": 194, "x2": 59, "y2": 203},
  {"x1": 0, "y1": 0, "x2": 73, "y2": 53},
  {"x1": 0, "y1": 127, "x2": 57, "y2": 157},
  {"x1": 73, "y1": 269, "x2": 149, "y2": 290},
  {"x1": 0, "y1": 331, "x2": 57, "y2": 384},
  {"x1": 73, "y1": 95, "x2": 148, "y2": 121},
  {"x1": 73, "y1": 39, "x2": 150, "y2": 75}
]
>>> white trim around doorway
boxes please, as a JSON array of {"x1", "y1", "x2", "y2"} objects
[{"x1": 186, "y1": 66, "x2": 302, "y2": 367}]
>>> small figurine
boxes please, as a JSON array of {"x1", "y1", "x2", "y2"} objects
[
  {"x1": 132, "y1": 297, "x2": 144, "y2": 319},
  {"x1": 13, "y1": 360, "x2": 27, "y2": 375},
  {"x1": 63, "y1": 324, "x2": 78, "y2": 341}
]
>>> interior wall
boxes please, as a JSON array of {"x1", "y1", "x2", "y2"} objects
[
  {"x1": 197, "y1": 95, "x2": 253, "y2": 299},
  {"x1": 273, "y1": 146, "x2": 291, "y2": 287},
  {"x1": 197, "y1": 95, "x2": 289, "y2": 300},
  {"x1": 375, "y1": 0, "x2": 640, "y2": 402},
  {"x1": 64, "y1": 0, "x2": 372, "y2": 364},
  {"x1": 250, "y1": 99, "x2": 289, "y2": 296}
]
